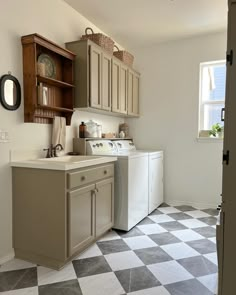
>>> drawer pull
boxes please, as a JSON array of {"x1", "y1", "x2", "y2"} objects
[
  {"x1": 104, "y1": 170, "x2": 108, "y2": 175},
  {"x1": 81, "y1": 176, "x2": 86, "y2": 181}
]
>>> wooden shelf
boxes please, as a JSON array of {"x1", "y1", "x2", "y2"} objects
[
  {"x1": 34, "y1": 113, "x2": 54, "y2": 119},
  {"x1": 37, "y1": 104, "x2": 73, "y2": 113},
  {"x1": 21, "y1": 33, "x2": 76, "y2": 125},
  {"x1": 37, "y1": 75, "x2": 75, "y2": 88}
]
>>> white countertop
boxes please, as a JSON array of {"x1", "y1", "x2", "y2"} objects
[{"x1": 11, "y1": 155, "x2": 117, "y2": 171}]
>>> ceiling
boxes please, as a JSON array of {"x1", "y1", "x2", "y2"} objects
[{"x1": 64, "y1": 0, "x2": 227, "y2": 49}]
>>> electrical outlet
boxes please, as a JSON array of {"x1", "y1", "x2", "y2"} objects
[{"x1": 0, "y1": 130, "x2": 9, "y2": 143}]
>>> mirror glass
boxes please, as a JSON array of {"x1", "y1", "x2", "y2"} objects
[
  {"x1": 4, "y1": 80, "x2": 17, "y2": 106},
  {"x1": 0, "y1": 74, "x2": 21, "y2": 111}
]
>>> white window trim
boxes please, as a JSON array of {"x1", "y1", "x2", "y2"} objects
[
  {"x1": 198, "y1": 60, "x2": 225, "y2": 140},
  {"x1": 196, "y1": 137, "x2": 223, "y2": 143}
]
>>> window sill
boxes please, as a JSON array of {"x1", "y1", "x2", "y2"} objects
[{"x1": 196, "y1": 137, "x2": 223, "y2": 143}]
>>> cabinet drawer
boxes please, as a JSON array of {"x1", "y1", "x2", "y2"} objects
[{"x1": 67, "y1": 164, "x2": 114, "y2": 189}]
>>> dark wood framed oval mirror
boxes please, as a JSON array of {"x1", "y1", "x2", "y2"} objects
[{"x1": 0, "y1": 74, "x2": 21, "y2": 111}]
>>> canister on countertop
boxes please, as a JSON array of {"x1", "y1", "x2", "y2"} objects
[
  {"x1": 119, "y1": 131, "x2": 125, "y2": 138},
  {"x1": 85, "y1": 120, "x2": 98, "y2": 138},
  {"x1": 119, "y1": 123, "x2": 129, "y2": 138},
  {"x1": 97, "y1": 124, "x2": 102, "y2": 138}
]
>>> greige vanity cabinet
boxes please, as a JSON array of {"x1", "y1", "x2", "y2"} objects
[
  {"x1": 128, "y1": 69, "x2": 140, "y2": 116},
  {"x1": 66, "y1": 40, "x2": 112, "y2": 112},
  {"x1": 13, "y1": 163, "x2": 114, "y2": 269}
]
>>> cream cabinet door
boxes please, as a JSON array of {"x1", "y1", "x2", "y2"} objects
[
  {"x1": 120, "y1": 64, "x2": 128, "y2": 114},
  {"x1": 90, "y1": 45, "x2": 102, "y2": 109},
  {"x1": 95, "y1": 178, "x2": 114, "y2": 237},
  {"x1": 68, "y1": 184, "x2": 95, "y2": 256},
  {"x1": 128, "y1": 70, "x2": 140, "y2": 116},
  {"x1": 112, "y1": 59, "x2": 128, "y2": 114},
  {"x1": 111, "y1": 58, "x2": 120, "y2": 113},
  {"x1": 101, "y1": 52, "x2": 112, "y2": 111}
]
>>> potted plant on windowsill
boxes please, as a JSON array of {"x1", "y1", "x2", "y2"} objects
[{"x1": 209, "y1": 123, "x2": 224, "y2": 138}]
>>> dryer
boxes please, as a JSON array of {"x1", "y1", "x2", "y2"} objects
[{"x1": 114, "y1": 141, "x2": 164, "y2": 214}]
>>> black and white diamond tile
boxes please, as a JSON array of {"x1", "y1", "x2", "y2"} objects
[
  {"x1": 115, "y1": 266, "x2": 161, "y2": 293},
  {"x1": 165, "y1": 278, "x2": 214, "y2": 295},
  {"x1": 0, "y1": 205, "x2": 218, "y2": 294},
  {"x1": 148, "y1": 232, "x2": 181, "y2": 245},
  {"x1": 104, "y1": 250, "x2": 144, "y2": 271}
]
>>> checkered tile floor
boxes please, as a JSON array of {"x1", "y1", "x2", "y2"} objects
[{"x1": 0, "y1": 204, "x2": 218, "y2": 294}]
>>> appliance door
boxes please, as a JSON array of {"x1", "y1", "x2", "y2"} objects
[
  {"x1": 149, "y1": 153, "x2": 164, "y2": 214},
  {"x1": 128, "y1": 155, "x2": 148, "y2": 230}
]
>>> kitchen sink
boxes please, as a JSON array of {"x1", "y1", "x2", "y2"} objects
[{"x1": 37, "y1": 155, "x2": 101, "y2": 163}]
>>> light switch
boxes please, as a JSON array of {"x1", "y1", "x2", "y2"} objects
[{"x1": 0, "y1": 130, "x2": 9, "y2": 143}]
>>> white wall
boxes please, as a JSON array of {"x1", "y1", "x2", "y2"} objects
[
  {"x1": 127, "y1": 32, "x2": 227, "y2": 208},
  {"x1": 0, "y1": 0, "x2": 123, "y2": 263}
]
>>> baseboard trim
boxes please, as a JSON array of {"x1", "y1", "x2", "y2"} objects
[
  {"x1": 165, "y1": 199, "x2": 219, "y2": 210},
  {"x1": 0, "y1": 250, "x2": 15, "y2": 265}
]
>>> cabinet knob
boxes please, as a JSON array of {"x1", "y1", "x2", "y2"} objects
[
  {"x1": 81, "y1": 176, "x2": 86, "y2": 181},
  {"x1": 104, "y1": 170, "x2": 108, "y2": 175}
]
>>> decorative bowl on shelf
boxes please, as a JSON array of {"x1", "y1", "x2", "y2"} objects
[{"x1": 37, "y1": 54, "x2": 56, "y2": 78}]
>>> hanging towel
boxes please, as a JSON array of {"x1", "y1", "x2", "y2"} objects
[{"x1": 52, "y1": 116, "x2": 66, "y2": 150}]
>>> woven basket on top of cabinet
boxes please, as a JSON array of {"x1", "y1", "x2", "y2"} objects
[
  {"x1": 113, "y1": 45, "x2": 134, "y2": 67},
  {"x1": 81, "y1": 27, "x2": 114, "y2": 55}
]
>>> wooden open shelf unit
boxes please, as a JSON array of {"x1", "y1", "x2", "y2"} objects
[{"x1": 21, "y1": 33, "x2": 76, "y2": 125}]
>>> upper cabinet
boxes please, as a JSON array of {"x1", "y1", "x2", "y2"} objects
[
  {"x1": 66, "y1": 40, "x2": 112, "y2": 112},
  {"x1": 111, "y1": 57, "x2": 128, "y2": 115},
  {"x1": 21, "y1": 34, "x2": 76, "y2": 125},
  {"x1": 89, "y1": 45, "x2": 102, "y2": 109},
  {"x1": 101, "y1": 51, "x2": 112, "y2": 111},
  {"x1": 66, "y1": 39, "x2": 139, "y2": 117},
  {"x1": 128, "y1": 69, "x2": 140, "y2": 117}
]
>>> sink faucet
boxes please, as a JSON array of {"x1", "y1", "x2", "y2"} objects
[
  {"x1": 43, "y1": 144, "x2": 64, "y2": 158},
  {"x1": 53, "y1": 144, "x2": 63, "y2": 157}
]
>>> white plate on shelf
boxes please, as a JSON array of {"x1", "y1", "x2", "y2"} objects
[{"x1": 38, "y1": 54, "x2": 56, "y2": 78}]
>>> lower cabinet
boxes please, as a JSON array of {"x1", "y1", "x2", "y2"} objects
[
  {"x1": 95, "y1": 178, "x2": 114, "y2": 237},
  {"x1": 12, "y1": 163, "x2": 115, "y2": 270},
  {"x1": 68, "y1": 178, "x2": 114, "y2": 256},
  {"x1": 68, "y1": 184, "x2": 96, "y2": 256}
]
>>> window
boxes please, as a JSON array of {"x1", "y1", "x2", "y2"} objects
[{"x1": 199, "y1": 60, "x2": 226, "y2": 137}]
